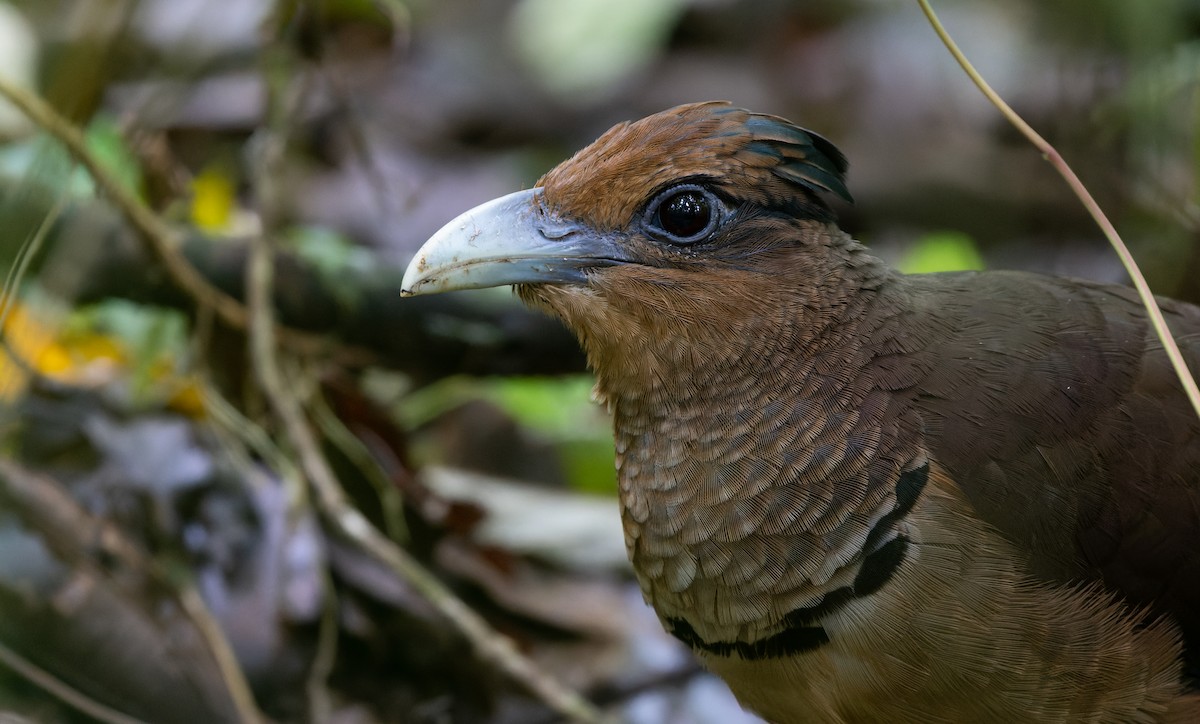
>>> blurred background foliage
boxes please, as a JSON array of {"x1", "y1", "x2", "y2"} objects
[{"x1": 0, "y1": 0, "x2": 1195, "y2": 722}]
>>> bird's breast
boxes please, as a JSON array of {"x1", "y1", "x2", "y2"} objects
[
  {"x1": 612, "y1": 384, "x2": 915, "y2": 648},
  {"x1": 697, "y1": 467, "x2": 1193, "y2": 723}
]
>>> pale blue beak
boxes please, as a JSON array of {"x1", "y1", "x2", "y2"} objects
[{"x1": 401, "y1": 188, "x2": 627, "y2": 296}]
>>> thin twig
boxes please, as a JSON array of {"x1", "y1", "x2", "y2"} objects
[
  {"x1": 176, "y1": 585, "x2": 264, "y2": 724},
  {"x1": 246, "y1": 207, "x2": 606, "y2": 724},
  {"x1": 915, "y1": 0, "x2": 1200, "y2": 421},
  {"x1": 0, "y1": 75, "x2": 332, "y2": 357},
  {"x1": 0, "y1": 199, "x2": 65, "y2": 382},
  {"x1": 305, "y1": 570, "x2": 340, "y2": 723},
  {"x1": 0, "y1": 458, "x2": 263, "y2": 723},
  {"x1": 309, "y1": 391, "x2": 407, "y2": 541},
  {"x1": 243, "y1": 53, "x2": 604, "y2": 721},
  {"x1": 202, "y1": 378, "x2": 305, "y2": 500},
  {"x1": 0, "y1": 198, "x2": 64, "y2": 324},
  {"x1": 315, "y1": 65, "x2": 402, "y2": 221},
  {"x1": 0, "y1": 639, "x2": 148, "y2": 724}
]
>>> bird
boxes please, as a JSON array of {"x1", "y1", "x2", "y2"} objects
[{"x1": 401, "y1": 101, "x2": 1200, "y2": 722}]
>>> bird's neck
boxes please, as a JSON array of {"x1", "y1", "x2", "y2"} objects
[
  {"x1": 581, "y1": 229, "x2": 895, "y2": 406},
  {"x1": 578, "y1": 240, "x2": 922, "y2": 644}
]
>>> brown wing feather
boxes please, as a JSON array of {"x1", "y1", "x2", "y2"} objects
[{"x1": 873, "y1": 269, "x2": 1200, "y2": 659}]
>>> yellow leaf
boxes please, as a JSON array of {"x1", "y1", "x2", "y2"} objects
[
  {"x1": 190, "y1": 164, "x2": 236, "y2": 232},
  {"x1": 167, "y1": 377, "x2": 207, "y2": 419}
]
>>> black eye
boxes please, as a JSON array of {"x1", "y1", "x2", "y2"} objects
[{"x1": 645, "y1": 184, "x2": 720, "y2": 244}]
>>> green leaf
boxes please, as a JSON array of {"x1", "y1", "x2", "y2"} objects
[
  {"x1": 83, "y1": 114, "x2": 142, "y2": 198},
  {"x1": 897, "y1": 231, "x2": 985, "y2": 274},
  {"x1": 285, "y1": 225, "x2": 377, "y2": 308},
  {"x1": 401, "y1": 374, "x2": 617, "y2": 494}
]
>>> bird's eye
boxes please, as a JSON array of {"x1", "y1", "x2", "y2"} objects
[{"x1": 645, "y1": 185, "x2": 720, "y2": 244}]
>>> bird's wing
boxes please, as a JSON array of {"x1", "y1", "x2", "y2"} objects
[{"x1": 876, "y1": 270, "x2": 1200, "y2": 647}]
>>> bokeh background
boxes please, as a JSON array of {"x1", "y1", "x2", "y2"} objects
[{"x1": 0, "y1": 0, "x2": 1196, "y2": 722}]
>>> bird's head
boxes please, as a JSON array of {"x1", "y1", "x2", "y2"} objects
[{"x1": 402, "y1": 102, "x2": 873, "y2": 387}]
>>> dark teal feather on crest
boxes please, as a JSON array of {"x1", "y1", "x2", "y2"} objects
[{"x1": 742, "y1": 115, "x2": 853, "y2": 204}]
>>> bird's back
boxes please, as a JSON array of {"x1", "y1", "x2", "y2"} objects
[{"x1": 881, "y1": 270, "x2": 1200, "y2": 663}]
